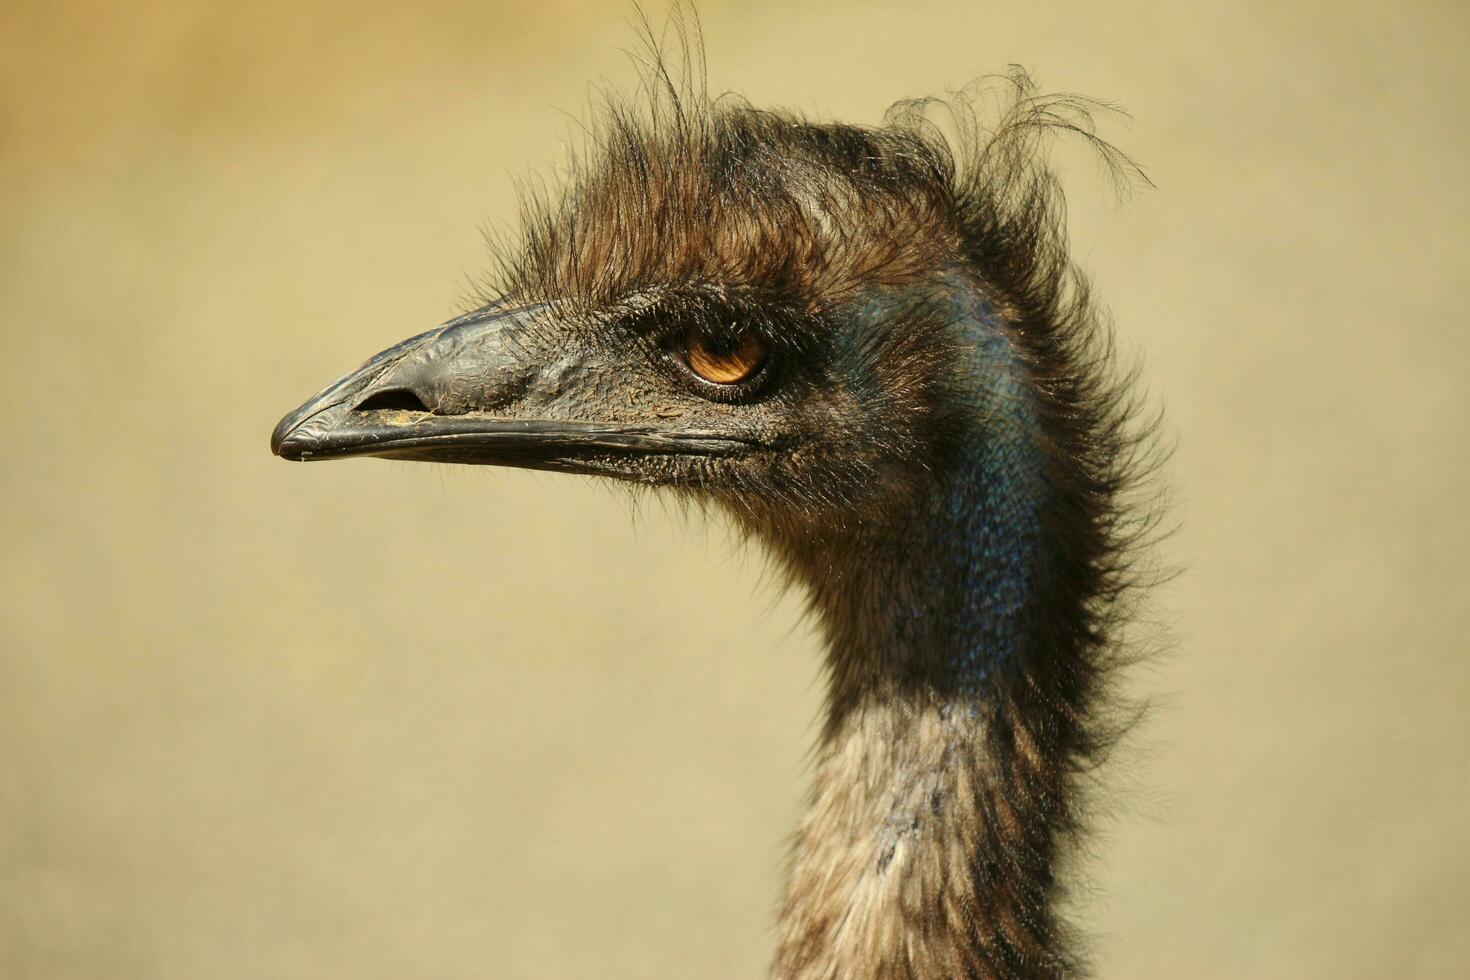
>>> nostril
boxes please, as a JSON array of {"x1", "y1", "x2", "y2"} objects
[{"x1": 355, "y1": 387, "x2": 432, "y2": 413}]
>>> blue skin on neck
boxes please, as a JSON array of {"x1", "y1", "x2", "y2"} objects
[
  {"x1": 952, "y1": 299, "x2": 1043, "y2": 682},
  {"x1": 884, "y1": 291, "x2": 1044, "y2": 690}
]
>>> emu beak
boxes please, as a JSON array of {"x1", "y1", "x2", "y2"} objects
[{"x1": 271, "y1": 304, "x2": 753, "y2": 471}]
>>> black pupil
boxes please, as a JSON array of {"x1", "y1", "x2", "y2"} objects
[{"x1": 703, "y1": 331, "x2": 741, "y2": 358}]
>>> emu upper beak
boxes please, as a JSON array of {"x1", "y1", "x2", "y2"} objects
[{"x1": 270, "y1": 304, "x2": 753, "y2": 472}]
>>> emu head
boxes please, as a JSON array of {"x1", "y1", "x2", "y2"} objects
[{"x1": 272, "y1": 89, "x2": 1083, "y2": 555}]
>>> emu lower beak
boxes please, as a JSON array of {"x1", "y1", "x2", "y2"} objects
[{"x1": 270, "y1": 305, "x2": 752, "y2": 471}]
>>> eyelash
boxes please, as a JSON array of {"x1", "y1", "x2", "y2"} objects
[{"x1": 617, "y1": 296, "x2": 800, "y2": 403}]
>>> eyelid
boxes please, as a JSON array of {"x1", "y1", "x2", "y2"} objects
[{"x1": 665, "y1": 332, "x2": 776, "y2": 403}]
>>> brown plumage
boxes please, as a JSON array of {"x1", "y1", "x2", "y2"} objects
[{"x1": 273, "y1": 18, "x2": 1159, "y2": 979}]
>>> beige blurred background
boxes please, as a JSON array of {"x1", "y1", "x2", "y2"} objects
[{"x1": 2, "y1": 1, "x2": 1467, "y2": 977}]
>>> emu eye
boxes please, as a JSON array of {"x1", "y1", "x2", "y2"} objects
[{"x1": 683, "y1": 327, "x2": 767, "y2": 385}]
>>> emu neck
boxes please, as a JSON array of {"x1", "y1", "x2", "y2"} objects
[{"x1": 775, "y1": 303, "x2": 1079, "y2": 979}]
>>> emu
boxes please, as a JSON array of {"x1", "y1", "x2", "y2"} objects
[{"x1": 271, "y1": 51, "x2": 1154, "y2": 980}]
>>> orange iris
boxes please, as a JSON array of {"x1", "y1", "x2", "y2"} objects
[{"x1": 684, "y1": 328, "x2": 766, "y2": 385}]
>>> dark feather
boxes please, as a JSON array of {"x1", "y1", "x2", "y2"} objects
[{"x1": 465, "y1": 14, "x2": 1167, "y2": 978}]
